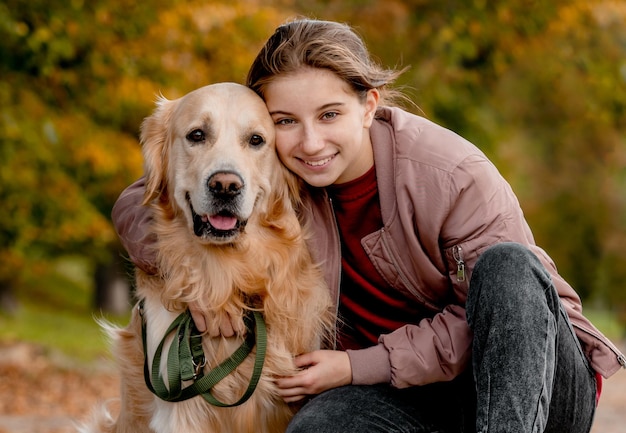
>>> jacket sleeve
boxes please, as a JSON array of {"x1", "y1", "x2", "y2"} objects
[
  {"x1": 110, "y1": 177, "x2": 158, "y2": 274},
  {"x1": 347, "y1": 304, "x2": 472, "y2": 387}
]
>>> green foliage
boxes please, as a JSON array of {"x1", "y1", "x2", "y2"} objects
[
  {"x1": 487, "y1": 2, "x2": 626, "y2": 303},
  {"x1": 1, "y1": 0, "x2": 626, "y2": 329},
  {"x1": 0, "y1": 0, "x2": 288, "y2": 288}
]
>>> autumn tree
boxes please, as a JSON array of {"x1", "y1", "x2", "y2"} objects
[
  {"x1": 1, "y1": 0, "x2": 625, "y2": 320},
  {"x1": 0, "y1": 0, "x2": 293, "y2": 312},
  {"x1": 490, "y1": 2, "x2": 626, "y2": 311}
]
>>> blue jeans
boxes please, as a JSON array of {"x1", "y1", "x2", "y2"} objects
[{"x1": 286, "y1": 243, "x2": 597, "y2": 433}]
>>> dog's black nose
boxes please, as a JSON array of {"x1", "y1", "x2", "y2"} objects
[{"x1": 208, "y1": 172, "x2": 243, "y2": 197}]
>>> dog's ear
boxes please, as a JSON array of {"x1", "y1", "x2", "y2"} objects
[
  {"x1": 140, "y1": 95, "x2": 176, "y2": 204},
  {"x1": 266, "y1": 162, "x2": 305, "y2": 218},
  {"x1": 281, "y1": 164, "x2": 304, "y2": 211}
]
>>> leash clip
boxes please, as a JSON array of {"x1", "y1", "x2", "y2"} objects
[{"x1": 193, "y1": 355, "x2": 207, "y2": 379}]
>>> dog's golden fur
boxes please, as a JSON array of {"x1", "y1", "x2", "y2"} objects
[{"x1": 79, "y1": 83, "x2": 333, "y2": 433}]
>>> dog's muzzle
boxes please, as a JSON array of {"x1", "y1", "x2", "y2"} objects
[{"x1": 187, "y1": 172, "x2": 248, "y2": 240}]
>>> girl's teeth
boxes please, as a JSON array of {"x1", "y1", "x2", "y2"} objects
[{"x1": 304, "y1": 156, "x2": 332, "y2": 167}]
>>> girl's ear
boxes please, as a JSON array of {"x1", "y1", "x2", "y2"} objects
[
  {"x1": 363, "y1": 88, "x2": 380, "y2": 128},
  {"x1": 140, "y1": 95, "x2": 177, "y2": 204}
]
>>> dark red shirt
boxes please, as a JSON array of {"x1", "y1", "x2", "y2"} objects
[{"x1": 327, "y1": 166, "x2": 429, "y2": 351}]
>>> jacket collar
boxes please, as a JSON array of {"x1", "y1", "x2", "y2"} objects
[{"x1": 370, "y1": 107, "x2": 397, "y2": 226}]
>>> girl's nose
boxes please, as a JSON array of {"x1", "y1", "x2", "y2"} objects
[{"x1": 300, "y1": 125, "x2": 325, "y2": 154}]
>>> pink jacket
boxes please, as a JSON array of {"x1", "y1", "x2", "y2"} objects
[
  {"x1": 112, "y1": 107, "x2": 625, "y2": 389},
  {"x1": 299, "y1": 107, "x2": 625, "y2": 386}
]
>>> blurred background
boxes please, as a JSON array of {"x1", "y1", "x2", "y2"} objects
[{"x1": 1, "y1": 0, "x2": 625, "y2": 390}]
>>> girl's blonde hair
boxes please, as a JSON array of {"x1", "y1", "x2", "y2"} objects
[{"x1": 246, "y1": 19, "x2": 408, "y2": 107}]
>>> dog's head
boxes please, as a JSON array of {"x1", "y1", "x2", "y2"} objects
[{"x1": 140, "y1": 83, "x2": 296, "y2": 244}]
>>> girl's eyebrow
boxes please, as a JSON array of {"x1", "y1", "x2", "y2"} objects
[
  {"x1": 269, "y1": 110, "x2": 291, "y2": 116},
  {"x1": 269, "y1": 102, "x2": 345, "y2": 117},
  {"x1": 319, "y1": 102, "x2": 345, "y2": 111}
]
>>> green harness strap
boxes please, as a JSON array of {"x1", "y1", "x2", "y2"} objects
[{"x1": 140, "y1": 303, "x2": 267, "y2": 407}]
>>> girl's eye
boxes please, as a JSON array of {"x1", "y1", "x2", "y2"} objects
[
  {"x1": 322, "y1": 111, "x2": 338, "y2": 120},
  {"x1": 276, "y1": 118, "x2": 295, "y2": 126}
]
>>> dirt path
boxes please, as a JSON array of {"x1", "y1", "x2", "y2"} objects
[
  {"x1": 0, "y1": 341, "x2": 624, "y2": 432},
  {"x1": 589, "y1": 360, "x2": 626, "y2": 433}
]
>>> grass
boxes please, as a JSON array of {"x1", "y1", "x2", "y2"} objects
[
  {"x1": 0, "y1": 256, "x2": 130, "y2": 363},
  {"x1": 0, "y1": 256, "x2": 624, "y2": 364},
  {"x1": 583, "y1": 309, "x2": 625, "y2": 342}
]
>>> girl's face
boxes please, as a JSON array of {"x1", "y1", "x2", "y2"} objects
[{"x1": 263, "y1": 67, "x2": 379, "y2": 187}]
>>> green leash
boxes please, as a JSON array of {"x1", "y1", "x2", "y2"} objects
[{"x1": 140, "y1": 302, "x2": 267, "y2": 407}]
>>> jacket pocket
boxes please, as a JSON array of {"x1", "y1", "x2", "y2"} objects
[
  {"x1": 362, "y1": 228, "x2": 447, "y2": 312},
  {"x1": 443, "y1": 238, "x2": 501, "y2": 304}
]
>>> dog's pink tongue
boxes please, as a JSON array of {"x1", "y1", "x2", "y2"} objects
[{"x1": 208, "y1": 214, "x2": 238, "y2": 230}]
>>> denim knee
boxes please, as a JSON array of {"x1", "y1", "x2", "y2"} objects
[
  {"x1": 467, "y1": 242, "x2": 555, "y2": 327},
  {"x1": 474, "y1": 242, "x2": 542, "y2": 276}
]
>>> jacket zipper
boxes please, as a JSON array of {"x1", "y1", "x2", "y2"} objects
[
  {"x1": 328, "y1": 196, "x2": 342, "y2": 350},
  {"x1": 452, "y1": 245, "x2": 466, "y2": 283}
]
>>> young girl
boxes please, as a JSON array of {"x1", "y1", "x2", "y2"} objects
[{"x1": 113, "y1": 19, "x2": 624, "y2": 433}]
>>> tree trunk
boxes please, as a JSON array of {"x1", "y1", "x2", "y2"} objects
[
  {"x1": 0, "y1": 279, "x2": 18, "y2": 315},
  {"x1": 94, "y1": 250, "x2": 133, "y2": 315}
]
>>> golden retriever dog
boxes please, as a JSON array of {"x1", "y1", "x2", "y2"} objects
[{"x1": 80, "y1": 83, "x2": 333, "y2": 433}]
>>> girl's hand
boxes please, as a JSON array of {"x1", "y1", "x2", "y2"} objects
[
  {"x1": 189, "y1": 302, "x2": 243, "y2": 337},
  {"x1": 275, "y1": 350, "x2": 352, "y2": 403}
]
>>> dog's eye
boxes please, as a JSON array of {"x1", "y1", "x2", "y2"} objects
[
  {"x1": 186, "y1": 129, "x2": 205, "y2": 143},
  {"x1": 249, "y1": 134, "x2": 265, "y2": 147}
]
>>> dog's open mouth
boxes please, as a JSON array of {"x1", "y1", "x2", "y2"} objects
[{"x1": 187, "y1": 193, "x2": 246, "y2": 239}]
